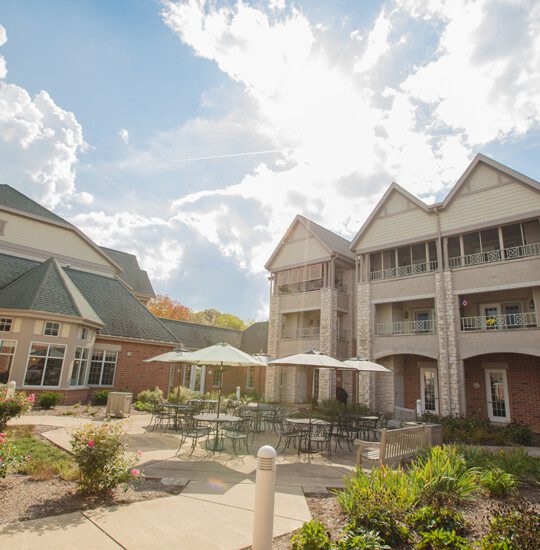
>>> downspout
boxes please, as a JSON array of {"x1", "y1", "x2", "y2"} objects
[{"x1": 435, "y1": 207, "x2": 453, "y2": 414}]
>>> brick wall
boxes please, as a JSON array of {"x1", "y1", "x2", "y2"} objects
[
  {"x1": 402, "y1": 355, "x2": 438, "y2": 410},
  {"x1": 24, "y1": 387, "x2": 90, "y2": 405},
  {"x1": 464, "y1": 353, "x2": 540, "y2": 432}
]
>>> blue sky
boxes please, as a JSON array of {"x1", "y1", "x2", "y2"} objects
[{"x1": 0, "y1": 0, "x2": 539, "y2": 320}]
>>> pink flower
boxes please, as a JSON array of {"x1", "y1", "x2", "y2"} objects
[
  {"x1": 0, "y1": 433, "x2": 6, "y2": 437},
  {"x1": 130, "y1": 469, "x2": 140, "y2": 477},
  {"x1": 27, "y1": 394, "x2": 36, "y2": 403},
  {"x1": 87, "y1": 440, "x2": 95, "y2": 448}
]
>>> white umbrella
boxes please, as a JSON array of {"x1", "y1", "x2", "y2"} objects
[
  {"x1": 343, "y1": 357, "x2": 392, "y2": 373},
  {"x1": 178, "y1": 342, "x2": 266, "y2": 416},
  {"x1": 143, "y1": 347, "x2": 190, "y2": 363}
]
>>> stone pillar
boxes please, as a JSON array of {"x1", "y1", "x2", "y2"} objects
[
  {"x1": 356, "y1": 281, "x2": 374, "y2": 408},
  {"x1": 375, "y1": 356, "x2": 396, "y2": 413},
  {"x1": 318, "y1": 368, "x2": 335, "y2": 401},
  {"x1": 320, "y1": 287, "x2": 337, "y2": 399},
  {"x1": 435, "y1": 271, "x2": 461, "y2": 415},
  {"x1": 265, "y1": 294, "x2": 280, "y2": 402}
]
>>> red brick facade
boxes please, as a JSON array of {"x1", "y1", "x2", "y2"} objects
[
  {"x1": 402, "y1": 355, "x2": 438, "y2": 410},
  {"x1": 464, "y1": 353, "x2": 540, "y2": 432},
  {"x1": 25, "y1": 387, "x2": 91, "y2": 406}
]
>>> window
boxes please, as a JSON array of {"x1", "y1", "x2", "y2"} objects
[
  {"x1": 70, "y1": 347, "x2": 89, "y2": 387},
  {"x1": 88, "y1": 350, "x2": 117, "y2": 386},
  {"x1": 0, "y1": 339, "x2": 16, "y2": 384},
  {"x1": 484, "y1": 368, "x2": 510, "y2": 422},
  {"x1": 44, "y1": 322, "x2": 61, "y2": 337},
  {"x1": 480, "y1": 228, "x2": 499, "y2": 252},
  {"x1": 427, "y1": 241, "x2": 438, "y2": 262},
  {"x1": 24, "y1": 343, "x2": 66, "y2": 387},
  {"x1": 382, "y1": 249, "x2": 396, "y2": 270},
  {"x1": 79, "y1": 327, "x2": 90, "y2": 340},
  {"x1": 369, "y1": 252, "x2": 382, "y2": 272},
  {"x1": 246, "y1": 368, "x2": 254, "y2": 389},
  {"x1": 463, "y1": 232, "x2": 481, "y2": 255},
  {"x1": 312, "y1": 369, "x2": 320, "y2": 401},
  {"x1": 420, "y1": 367, "x2": 439, "y2": 414},
  {"x1": 397, "y1": 245, "x2": 412, "y2": 267},
  {"x1": 523, "y1": 219, "x2": 540, "y2": 245},
  {"x1": 411, "y1": 243, "x2": 426, "y2": 265},
  {"x1": 447, "y1": 236, "x2": 461, "y2": 259},
  {"x1": 0, "y1": 318, "x2": 12, "y2": 332},
  {"x1": 213, "y1": 368, "x2": 222, "y2": 388}
]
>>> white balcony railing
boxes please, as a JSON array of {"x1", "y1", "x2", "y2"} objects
[
  {"x1": 375, "y1": 319, "x2": 437, "y2": 336},
  {"x1": 449, "y1": 242, "x2": 540, "y2": 269},
  {"x1": 278, "y1": 279, "x2": 323, "y2": 295},
  {"x1": 461, "y1": 312, "x2": 538, "y2": 331},
  {"x1": 370, "y1": 260, "x2": 438, "y2": 281},
  {"x1": 281, "y1": 326, "x2": 321, "y2": 339}
]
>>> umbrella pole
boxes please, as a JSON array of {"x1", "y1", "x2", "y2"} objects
[{"x1": 217, "y1": 362, "x2": 223, "y2": 417}]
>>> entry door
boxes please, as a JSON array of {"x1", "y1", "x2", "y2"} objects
[
  {"x1": 481, "y1": 303, "x2": 500, "y2": 330},
  {"x1": 485, "y1": 369, "x2": 510, "y2": 422},
  {"x1": 420, "y1": 367, "x2": 439, "y2": 414}
]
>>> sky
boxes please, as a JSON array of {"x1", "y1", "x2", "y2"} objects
[{"x1": 0, "y1": 0, "x2": 539, "y2": 321}]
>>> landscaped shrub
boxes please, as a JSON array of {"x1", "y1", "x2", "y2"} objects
[
  {"x1": 335, "y1": 526, "x2": 390, "y2": 549},
  {"x1": 481, "y1": 502, "x2": 540, "y2": 550},
  {"x1": 167, "y1": 385, "x2": 198, "y2": 404},
  {"x1": 0, "y1": 388, "x2": 34, "y2": 430},
  {"x1": 291, "y1": 519, "x2": 332, "y2": 550},
  {"x1": 416, "y1": 529, "x2": 471, "y2": 549},
  {"x1": 70, "y1": 423, "x2": 140, "y2": 493},
  {"x1": 407, "y1": 506, "x2": 466, "y2": 535},
  {"x1": 37, "y1": 392, "x2": 61, "y2": 409},
  {"x1": 478, "y1": 467, "x2": 519, "y2": 498},
  {"x1": 92, "y1": 390, "x2": 109, "y2": 405},
  {"x1": 136, "y1": 387, "x2": 163, "y2": 405},
  {"x1": 409, "y1": 446, "x2": 477, "y2": 506},
  {"x1": 0, "y1": 431, "x2": 18, "y2": 479},
  {"x1": 317, "y1": 399, "x2": 371, "y2": 421},
  {"x1": 133, "y1": 401, "x2": 153, "y2": 412}
]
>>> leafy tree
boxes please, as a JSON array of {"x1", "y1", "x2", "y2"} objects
[{"x1": 147, "y1": 295, "x2": 192, "y2": 321}]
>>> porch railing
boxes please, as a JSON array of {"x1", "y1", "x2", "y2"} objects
[
  {"x1": 449, "y1": 242, "x2": 540, "y2": 269},
  {"x1": 375, "y1": 319, "x2": 437, "y2": 335},
  {"x1": 461, "y1": 312, "x2": 538, "y2": 331},
  {"x1": 370, "y1": 260, "x2": 438, "y2": 281},
  {"x1": 278, "y1": 279, "x2": 324, "y2": 295},
  {"x1": 281, "y1": 326, "x2": 321, "y2": 339}
]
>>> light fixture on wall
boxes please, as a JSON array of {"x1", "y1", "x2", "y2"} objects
[{"x1": 403, "y1": 311, "x2": 409, "y2": 319}]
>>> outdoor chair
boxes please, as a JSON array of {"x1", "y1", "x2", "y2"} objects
[
  {"x1": 331, "y1": 415, "x2": 357, "y2": 452},
  {"x1": 222, "y1": 418, "x2": 251, "y2": 456},
  {"x1": 176, "y1": 416, "x2": 211, "y2": 457},
  {"x1": 302, "y1": 422, "x2": 332, "y2": 456},
  {"x1": 276, "y1": 418, "x2": 302, "y2": 452},
  {"x1": 151, "y1": 402, "x2": 175, "y2": 431}
]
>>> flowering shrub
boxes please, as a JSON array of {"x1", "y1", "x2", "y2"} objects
[
  {"x1": 70, "y1": 423, "x2": 141, "y2": 493},
  {"x1": 0, "y1": 388, "x2": 34, "y2": 430},
  {"x1": 0, "y1": 431, "x2": 19, "y2": 479}
]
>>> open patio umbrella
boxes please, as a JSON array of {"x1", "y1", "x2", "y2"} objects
[
  {"x1": 143, "y1": 347, "x2": 190, "y2": 363},
  {"x1": 343, "y1": 357, "x2": 392, "y2": 373},
  {"x1": 177, "y1": 342, "x2": 266, "y2": 416}
]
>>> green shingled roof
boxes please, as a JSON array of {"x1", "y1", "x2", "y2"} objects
[
  {"x1": 0, "y1": 185, "x2": 70, "y2": 225},
  {"x1": 161, "y1": 318, "x2": 243, "y2": 350},
  {"x1": 298, "y1": 215, "x2": 354, "y2": 260},
  {"x1": 0, "y1": 257, "x2": 102, "y2": 324},
  {"x1": 240, "y1": 322, "x2": 269, "y2": 354},
  {"x1": 99, "y1": 247, "x2": 155, "y2": 297}
]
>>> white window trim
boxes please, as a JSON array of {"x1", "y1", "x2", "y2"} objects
[
  {"x1": 79, "y1": 327, "x2": 90, "y2": 341},
  {"x1": 484, "y1": 367, "x2": 511, "y2": 423},
  {"x1": 0, "y1": 317, "x2": 13, "y2": 332},
  {"x1": 420, "y1": 366, "x2": 439, "y2": 414},
  {"x1": 88, "y1": 350, "x2": 118, "y2": 387},
  {"x1": 0, "y1": 338, "x2": 17, "y2": 383},
  {"x1": 70, "y1": 347, "x2": 90, "y2": 387},
  {"x1": 23, "y1": 341, "x2": 66, "y2": 388},
  {"x1": 246, "y1": 368, "x2": 255, "y2": 389},
  {"x1": 43, "y1": 321, "x2": 61, "y2": 337}
]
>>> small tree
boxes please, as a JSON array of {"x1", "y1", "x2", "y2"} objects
[{"x1": 0, "y1": 387, "x2": 34, "y2": 430}]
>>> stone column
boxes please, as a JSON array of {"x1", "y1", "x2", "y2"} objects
[
  {"x1": 318, "y1": 368, "x2": 335, "y2": 401},
  {"x1": 356, "y1": 281, "x2": 375, "y2": 407},
  {"x1": 320, "y1": 287, "x2": 337, "y2": 400},
  {"x1": 265, "y1": 294, "x2": 281, "y2": 402}
]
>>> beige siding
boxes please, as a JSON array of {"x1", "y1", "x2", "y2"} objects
[
  {"x1": 271, "y1": 235, "x2": 328, "y2": 269},
  {"x1": 0, "y1": 211, "x2": 115, "y2": 272},
  {"x1": 376, "y1": 303, "x2": 393, "y2": 325},
  {"x1": 354, "y1": 192, "x2": 437, "y2": 251},
  {"x1": 440, "y1": 167, "x2": 540, "y2": 233}
]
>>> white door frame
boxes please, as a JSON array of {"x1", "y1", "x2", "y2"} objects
[
  {"x1": 188, "y1": 364, "x2": 206, "y2": 392},
  {"x1": 420, "y1": 366, "x2": 439, "y2": 414},
  {"x1": 480, "y1": 302, "x2": 501, "y2": 330},
  {"x1": 484, "y1": 367, "x2": 510, "y2": 422}
]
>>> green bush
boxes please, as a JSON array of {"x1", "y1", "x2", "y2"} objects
[
  {"x1": 92, "y1": 390, "x2": 109, "y2": 405},
  {"x1": 167, "y1": 385, "x2": 198, "y2": 404},
  {"x1": 38, "y1": 392, "x2": 61, "y2": 409},
  {"x1": 316, "y1": 399, "x2": 371, "y2": 421},
  {"x1": 133, "y1": 401, "x2": 153, "y2": 412},
  {"x1": 416, "y1": 529, "x2": 471, "y2": 549},
  {"x1": 481, "y1": 503, "x2": 540, "y2": 550},
  {"x1": 0, "y1": 431, "x2": 17, "y2": 478},
  {"x1": 409, "y1": 446, "x2": 478, "y2": 506},
  {"x1": 136, "y1": 387, "x2": 163, "y2": 405},
  {"x1": 478, "y1": 467, "x2": 519, "y2": 498},
  {"x1": 70, "y1": 423, "x2": 140, "y2": 493},
  {"x1": 335, "y1": 526, "x2": 390, "y2": 549},
  {"x1": 0, "y1": 388, "x2": 34, "y2": 430},
  {"x1": 407, "y1": 506, "x2": 466, "y2": 535},
  {"x1": 291, "y1": 519, "x2": 331, "y2": 550}
]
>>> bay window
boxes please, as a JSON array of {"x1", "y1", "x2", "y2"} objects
[
  {"x1": 24, "y1": 343, "x2": 66, "y2": 386},
  {"x1": 70, "y1": 347, "x2": 90, "y2": 387}
]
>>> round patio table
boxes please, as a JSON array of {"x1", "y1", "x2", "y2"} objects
[
  {"x1": 286, "y1": 418, "x2": 331, "y2": 454},
  {"x1": 354, "y1": 415, "x2": 379, "y2": 441},
  {"x1": 194, "y1": 413, "x2": 240, "y2": 452},
  {"x1": 162, "y1": 402, "x2": 191, "y2": 430}
]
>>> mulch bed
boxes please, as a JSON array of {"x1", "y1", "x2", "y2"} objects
[
  {"x1": 25, "y1": 405, "x2": 149, "y2": 421},
  {"x1": 0, "y1": 475, "x2": 183, "y2": 525}
]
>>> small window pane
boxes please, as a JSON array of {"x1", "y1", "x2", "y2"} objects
[
  {"x1": 447, "y1": 236, "x2": 461, "y2": 258},
  {"x1": 0, "y1": 318, "x2": 12, "y2": 332},
  {"x1": 44, "y1": 322, "x2": 60, "y2": 336},
  {"x1": 480, "y1": 228, "x2": 499, "y2": 251},
  {"x1": 397, "y1": 246, "x2": 411, "y2": 267},
  {"x1": 369, "y1": 253, "x2": 382, "y2": 272},
  {"x1": 411, "y1": 243, "x2": 426, "y2": 265},
  {"x1": 30, "y1": 344, "x2": 49, "y2": 357},
  {"x1": 42, "y1": 358, "x2": 63, "y2": 386},
  {"x1": 502, "y1": 224, "x2": 523, "y2": 248},
  {"x1": 463, "y1": 232, "x2": 481, "y2": 255},
  {"x1": 428, "y1": 241, "x2": 438, "y2": 262},
  {"x1": 522, "y1": 220, "x2": 540, "y2": 245},
  {"x1": 382, "y1": 250, "x2": 396, "y2": 269},
  {"x1": 49, "y1": 346, "x2": 66, "y2": 358},
  {"x1": 24, "y1": 357, "x2": 46, "y2": 385}
]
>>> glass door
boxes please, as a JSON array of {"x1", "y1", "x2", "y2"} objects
[
  {"x1": 484, "y1": 369, "x2": 510, "y2": 422},
  {"x1": 420, "y1": 367, "x2": 439, "y2": 414},
  {"x1": 481, "y1": 303, "x2": 500, "y2": 330},
  {"x1": 502, "y1": 302, "x2": 522, "y2": 329}
]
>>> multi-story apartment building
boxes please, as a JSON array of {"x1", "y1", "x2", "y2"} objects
[{"x1": 265, "y1": 155, "x2": 540, "y2": 432}]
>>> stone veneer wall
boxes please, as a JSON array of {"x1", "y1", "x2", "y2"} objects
[
  {"x1": 356, "y1": 282, "x2": 375, "y2": 408},
  {"x1": 265, "y1": 294, "x2": 281, "y2": 402},
  {"x1": 319, "y1": 288, "x2": 337, "y2": 401}
]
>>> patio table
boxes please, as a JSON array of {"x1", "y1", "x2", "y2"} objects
[
  {"x1": 286, "y1": 418, "x2": 331, "y2": 454},
  {"x1": 163, "y1": 403, "x2": 192, "y2": 430},
  {"x1": 353, "y1": 415, "x2": 379, "y2": 441},
  {"x1": 194, "y1": 413, "x2": 240, "y2": 452}
]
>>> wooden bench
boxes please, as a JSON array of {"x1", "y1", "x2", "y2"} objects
[{"x1": 355, "y1": 425, "x2": 428, "y2": 467}]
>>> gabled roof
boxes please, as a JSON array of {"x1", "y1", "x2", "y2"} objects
[
  {"x1": 160, "y1": 318, "x2": 243, "y2": 350},
  {"x1": 240, "y1": 321, "x2": 269, "y2": 355},
  {"x1": 100, "y1": 247, "x2": 155, "y2": 297},
  {"x1": 350, "y1": 182, "x2": 431, "y2": 250},
  {"x1": 0, "y1": 185, "x2": 70, "y2": 226},
  {"x1": 265, "y1": 214, "x2": 354, "y2": 269},
  {"x1": 0, "y1": 257, "x2": 102, "y2": 325}
]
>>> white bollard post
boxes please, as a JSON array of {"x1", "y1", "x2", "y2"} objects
[
  {"x1": 252, "y1": 445, "x2": 276, "y2": 550},
  {"x1": 416, "y1": 398, "x2": 423, "y2": 419},
  {"x1": 6, "y1": 381, "x2": 16, "y2": 398},
  {"x1": 236, "y1": 386, "x2": 241, "y2": 400}
]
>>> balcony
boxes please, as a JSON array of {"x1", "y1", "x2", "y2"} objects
[
  {"x1": 461, "y1": 312, "x2": 538, "y2": 332},
  {"x1": 278, "y1": 279, "x2": 323, "y2": 295},
  {"x1": 370, "y1": 260, "x2": 438, "y2": 281},
  {"x1": 376, "y1": 319, "x2": 437, "y2": 336},
  {"x1": 449, "y1": 242, "x2": 540, "y2": 269},
  {"x1": 281, "y1": 326, "x2": 320, "y2": 339}
]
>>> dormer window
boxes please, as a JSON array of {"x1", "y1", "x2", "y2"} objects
[
  {"x1": 80, "y1": 327, "x2": 90, "y2": 340},
  {"x1": 44, "y1": 322, "x2": 61, "y2": 337},
  {"x1": 0, "y1": 318, "x2": 13, "y2": 332}
]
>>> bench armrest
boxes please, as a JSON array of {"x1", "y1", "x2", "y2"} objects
[{"x1": 354, "y1": 438, "x2": 381, "y2": 464}]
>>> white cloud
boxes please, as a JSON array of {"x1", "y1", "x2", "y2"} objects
[
  {"x1": 353, "y1": 9, "x2": 392, "y2": 74},
  {"x1": 118, "y1": 128, "x2": 130, "y2": 144}
]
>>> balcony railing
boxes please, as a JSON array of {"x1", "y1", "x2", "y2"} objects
[
  {"x1": 370, "y1": 260, "x2": 438, "y2": 281},
  {"x1": 278, "y1": 279, "x2": 323, "y2": 295},
  {"x1": 461, "y1": 312, "x2": 538, "y2": 331},
  {"x1": 375, "y1": 319, "x2": 437, "y2": 336},
  {"x1": 281, "y1": 326, "x2": 320, "y2": 339},
  {"x1": 449, "y1": 242, "x2": 540, "y2": 269}
]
